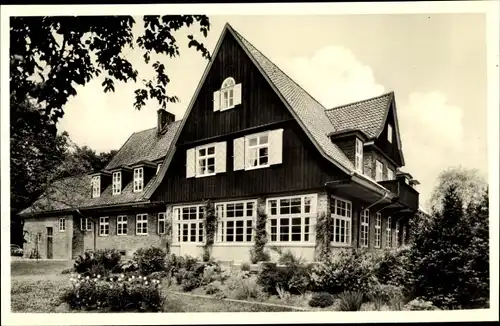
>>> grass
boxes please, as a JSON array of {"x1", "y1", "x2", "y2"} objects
[{"x1": 11, "y1": 259, "x2": 74, "y2": 276}]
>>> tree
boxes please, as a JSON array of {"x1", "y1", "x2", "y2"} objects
[
  {"x1": 408, "y1": 184, "x2": 489, "y2": 309},
  {"x1": 55, "y1": 144, "x2": 117, "y2": 179},
  {"x1": 10, "y1": 15, "x2": 211, "y2": 123}
]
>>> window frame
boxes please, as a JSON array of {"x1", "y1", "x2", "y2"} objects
[
  {"x1": 91, "y1": 175, "x2": 100, "y2": 198},
  {"x1": 112, "y1": 171, "x2": 122, "y2": 195},
  {"x1": 360, "y1": 209, "x2": 369, "y2": 248},
  {"x1": 330, "y1": 195, "x2": 352, "y2": 246},
  {"x1": 158, "y1": 212, "x2": 167, "y2": 235},
  {"x1": 99, "y1": 216, "x2": 110, "y2": 236},
  {"x1": 215, "y1": 200, "x2": 256, "y2": 243},
  {"x1": 385, "y1": 216, "x2": 392, "y2": 248},
  {"x1": 136, "y1": 214, "x2": 148, "y2": 235},
  {"x1": 80, "y1": 218, "x2": 92, "y2": 231},
  {"x1": 220, "y1": 77, "x2": 236, "y2": 111},
  {"x1": 355, "y1": 138, "x2": 364, "y2": 173},
  {"x1": 387, "y1": 123, "x2": 393, "y2": 143},
  {"x1": 172, "y1": 205, "x2": 205, "y2": 244},
  {"x1": 375, "y1": 160, "x2": 384, "y2": 181},
  {"x1": 266, "y1": 194, "x2": 317, "y2": 244},
  {"x1": 59, "y1": 217, "x2": 66, "y2": 232},
  {"x1": 387, "y1": 168, "x2": 395, "y2": 181},
  {"x1": 245, "y1": 131, "x2": 270, "y2": 171},
  {"x1": 133, "y1": 167, "x2": 144, "y2": 192},
  {"x1": 375, "y1": 213, "x2": 382, "y2": 248},
  {"x1": 117, "y1": 215, "x2": 128, "y2": 236},
  {"x1": 195, "y1": 143, "x2": 217, "y2": 178}
]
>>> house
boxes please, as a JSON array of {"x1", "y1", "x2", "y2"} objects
[{"x1": 19, "y1": 23, "x2": 421, "y2": 262}]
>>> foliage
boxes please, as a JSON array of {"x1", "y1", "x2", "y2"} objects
[
  {"x1": 165, "y1": 253, "x2": 199, "y2": 276},
  {"x1": 119, "y1": 259, "x2": 140, "y2": 273},
  {"x1": 11, "y1": 16, "x2": 211, "y2": 122},
  {"x1": 219, "y1": 271, "x2": 266, "y2": 301},
  {"x1": 202, "y1": 199, "x2": 217, "y2": 262},
  {"x1": 249, "y1": 197, "x2": 270, "y2": 263},
  {"x1": 308, "y1": 292, "x2": 335, "y2": 308},
  {"x1": 74, "y1": 249, "x2": 122, "y2": 276},
  {"x1": 62, "y1": 273, "x2": 164, "y2": 311},
  {"x1": 240, "y1": 262, "x2": 251, "y2": 272},
  {"x1": 408, "y1": 185, "x2": 489, "y2": 309},
  {"x1": 315, "y1": 212, "x2": 332, "y2": 261},
  {"x1": 404, "y1": 298, "x2": 439, "y2": 311},
  {"x1": 205, "y1": 280, "x2": 223, "y2": 295},
  {"x1": 133, "y1": 246, "x2": 166, "y2": 276},
  {"x1": 61, "y1": 268, "x2": 74, "y2": 275},
  {"x1": 374, "y1": 246, "x2": 413, "y2": 291},
  {"x1": 338, "y1": 291, "x2": 364, "y2": 311},
  {"x1": 367, "y1": 283, "x2": 405, "y2": 308},
  {"x1": 310, "y1": 249, "x2": 377, "y2": 295}
]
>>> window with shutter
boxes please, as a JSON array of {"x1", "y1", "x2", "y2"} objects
[
  {"x1": 214, "y1": 77, "x2": 242, "y2": 112},
  {"x1": 196, "y1": 144, "x2": 216, "y2": 177}
]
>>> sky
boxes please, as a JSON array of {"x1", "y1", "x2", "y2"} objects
[{"x1": 57, "y1": 14, "x2": 488, "y2": 210}]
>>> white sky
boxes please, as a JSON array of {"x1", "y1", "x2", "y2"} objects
[{"x1": 56, "y1": 14, "x2": 488, "y2": 210}]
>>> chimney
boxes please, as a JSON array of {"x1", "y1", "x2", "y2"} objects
[{"x1": 157, "y1": 109, "x2": 175, "y2": 134}]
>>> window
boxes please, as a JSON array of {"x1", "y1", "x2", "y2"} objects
[
  {"x1": 387, "y1": 124, "x2": 393, "y2": 143},
  {"x1": 246, "y1": 132, "x2": 269, "y2": 169},
  {"x1": 375, "y1": 213, "x2": 382, "y2": 248},
  {"x1": 59, "y1": 218, "x2": 66, "y2": 232},
  {"x1": 99, "y1": 216, "x2": 109, "y2": 236},
  {"x1": 387, "y1": 168, "x2": 395, "y2": 180},
  {"x1": 375, "y1": 160, "x2": 384, "y2": 181},
  {"x1": 91, "y1": 176, "x2": 100, "y2": 198},
  {"x1": 136, "y1": 214, "x2": 148, "y2": 235},
  {"x1": 221, "y1": 77, "x2": 235, "y2": 110},
  {"x1": 355, "y1": 138, "x2": 364, "y2": 173},
  {"x1": 134, "y1": 168, "x2": 144, "y2": 192},
  {"x1": 173, "y1": 206, "x2": 204, "y2": 243},
  {"x1": 331, "y1": 196, "x2": 352, "y2": 245},
  {"x1": 216, "y1": 201, "x2": 256, "y2": 242},
  {"x1": 158, "y1": 212, "x2": 166, "y2": 235},
  {"x1": 395, "y1": 221, "x2": 400, "y2": 247},
  {"x1": 117, "y1": 215, "x2": 127, "y2": 235},
  {"x1": 156, "y1": 163, "x2": 162, "y2": 175},
  {"x1": 386, "y1": 216, "x2": 392, "y2": 248},
  {"x1": 112, "y1": 172, "x2": 122, "y2": 195},
  {"x1": 196, "y1": 144, "x2": 216, "y2": 177},
  {"x1": 80, "y1": 218, "x2": 92, "y2": 231},
  {"x1": 360, "y1": 210, "x2": 369, "y2": 247},
  {"x1": 267, "y1": 195, "x2": 316, "y2": 242}
]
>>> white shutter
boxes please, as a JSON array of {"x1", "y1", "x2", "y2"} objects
[
  {"x1": 186, "y1": 148, "x2": 196, "y2": 178},
  {"x1": 172, "y1": 208, "x2": 179, "y2": 244},
  {"x1": 213, "y1": 90, "x2": 221, "y2": 112},
  {"x1": 215, "y1": 142, "x2": 227, "y2": 174},
  {"x1": 269, "y1": 128, "x2": 284, "y2": 165},
  {"x1": 233, "y1": 83, "x2": 242, "y2": 106},
  {"x1": 233, "y1": 137, "x2": 245, "y2": 171}
]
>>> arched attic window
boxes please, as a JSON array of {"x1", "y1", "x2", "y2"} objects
[{"x1": 213, "y1": 77, "x2": 242, "y2": 112}]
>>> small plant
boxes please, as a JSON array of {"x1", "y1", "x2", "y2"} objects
[
  {"x1": 205, "y1": 281, "x2": 223, "y2": 295},
  {"x1": 240, "y1": 262, "x2": 251, "y2": 272},
  {"x1": 338, "y1": 291, "x2": 364, "y2": 311},
  {"x1": 61, "y1": 267, "x2": 74, "y2": 274},
  {"x1": 308, "y1": 292, "x2": 335, "y2": 308},
  {"x1": 404, "y1": 298, "x2": 439, "y2": 311},
  {"x1": 133, "y1": 246, "x2": 166, "y2": 275},
  {"x1": 275, "y1": 285, "x2": 291, "y2": 302}
]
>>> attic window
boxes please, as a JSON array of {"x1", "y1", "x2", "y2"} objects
[
  {"x1": 112, "y1": 172, "x2": 121, "y2": 195},
  {"x1": 91, "y1": 176, "x2": 100, "y2": 198},
  {"x1": 355, "y1": 138, "x2": 363, "y2": 173},
  {"x1": 133, "y1": 167, "x2": 144, "y2": 192},
  {"x1": 213, "y1": 77, "x2": 242, "y2": 112},
  {"x1": 387, "y1": 124, "x2": 393, "y2": 143}
]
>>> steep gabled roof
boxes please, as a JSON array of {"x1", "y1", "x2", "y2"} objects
[
  {"x1": 105, "y1": 121, "x2": 181, "y2": 170},
  {"x1": 325, "y1": 92, "x2": 393, "y2": 139}
]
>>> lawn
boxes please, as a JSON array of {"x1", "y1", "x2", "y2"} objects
[{"x1": 10, "y1": 260, "x2": 296, "y2": 313}]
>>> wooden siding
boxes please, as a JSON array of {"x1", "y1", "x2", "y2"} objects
[
  {"x1": 177, "y1": 31, "x2": 294, "y2": 146},
  {"x1": 153, "y1": 121, "x2": 348, "y2": 203},
  {"x1": 374, "y1": 103, "x2": 403, "y2": 166}
]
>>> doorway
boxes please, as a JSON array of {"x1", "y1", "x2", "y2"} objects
[{"x1": 46, "y1": 227, "x2": 53, "y2": 259}]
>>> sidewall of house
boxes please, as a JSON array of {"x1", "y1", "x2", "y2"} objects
[{"x1": 23, "y1": 215, "x2": 73, "y2": 260}]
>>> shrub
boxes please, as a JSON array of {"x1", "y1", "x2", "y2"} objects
[
  {"x1": 133, "y1": 247, "x2": 166, "y2": 275},
  {"x1": 180, "y1": 271, "x2": 201, "y2": 292},
  {"x1": 221, "y1": 273, "x2": 266, "y2": 301},
  {"x1": 338, "y1": 291, "x2": 364, "y2": 311},
  {"x1": 374, "y1": 246, "x2": 413, "y2": 289},
  {"x1": 94, "y1": 249, "x2": 122, "y2": 272},
  {"x1": 367, "y1": 283, "x2": 404, "y2": 305},
  {"x1": 308, "y1": 292, "x2": 335, "y2": 308},
  {"x1": 61, "y1": 268, "x2": 74, "y2": 274},
  {"x1": 73, "y1": 249, "x2": 122, "y2": 276},
  {"x1": 119, "y1": 259, "x2": 139, "y2": 273},
  {"x1": 166, "y1": 254, "x2": 199, "y2": 275},
  {"x1": 240, "y1": 262, "x2": 251, "y2": 272},
  {"x1": 404, "y1": 298, "x2": 439, "y2": 311},
  {"x1": 63, "y1": 273, "x2": 164, "y2": 312},
  {"x1": 200, "y1": 263, "x2": 223, "y2": 285},
  {"x1": 205, "y1": 281, "x2": 223, "y2": 295},
  {"x1": 310, "y1": 249, "x2": 377, "y2": 295}
]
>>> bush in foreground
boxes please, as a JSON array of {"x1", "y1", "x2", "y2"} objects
[
  {"x1": 74, "y1": 249, "x2": 122, "y2": 276},
  {"x1": 133, "y1": 246, "x2": 166, "y2": 276},
  {"x1": 338, "y1": 291, "x2": 364, "y2": 311},
  {"x1": 308, "y1": 292, "x2": 335, "y2": 308}
]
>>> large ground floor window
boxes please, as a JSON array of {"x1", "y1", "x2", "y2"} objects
[
  {"x1": 215, "y1": 200, "x2": 256, "y2": 243},
  {"x1": 173, "y1": 205, "x2": 204, "y2": 243},
  {"x1": 330, "y1": 196, "x2": 352, "y2": 246},
  {"x1": 266, "y1": 194, "x2": 317, "y2": 243}
]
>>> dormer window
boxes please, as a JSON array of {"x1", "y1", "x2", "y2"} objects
[
  {"x1": 213, "y1": 77, "x2": 242, "y2": 112},
  {"x1": 375, "y1": 160, "x2": 384, "y2": 181},
  {"x1": 355, "y1": 138, "x2": 363, "y2": 173},
  {"x1": 387, "y1": 123, "x2": 393, "y2": 143},
  {"x1": 91, "y1": 176, "x2": 100, "y2": 198},
  {"x1": 133, "y1": 167, "x2": 144, "y2": 192},
  {"x1": 112, "y1": 172, "x2": 122, "y2": 195},
  {"x1": 156, "y1": 163, "x2": 162, "y2": 175}
]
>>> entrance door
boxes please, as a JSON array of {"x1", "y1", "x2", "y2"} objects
[{"x1": 46, "y1": 227, "x2": 53, "y2": 259}]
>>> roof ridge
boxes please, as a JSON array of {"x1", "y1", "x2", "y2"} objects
[
  {"x1": 326, "y1": 91, "x2": 394, "y2": 111},
  {"x1": 231, "y1": 27, "x2": 328, "y2": 111}
]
